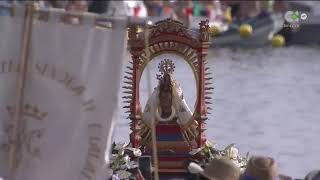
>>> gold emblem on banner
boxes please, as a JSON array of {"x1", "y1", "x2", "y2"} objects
[{"x1": 1, "y1": 103, "x2": 47, "y2": 168}]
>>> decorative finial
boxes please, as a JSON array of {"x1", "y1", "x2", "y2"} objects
[
  {"x1": 128, "y1": 24, "x2": 138, "y2": 41},
  {"x1": 156, "y1": 59, "x2": 175, "y2": 80},
  {"x1": 199, "y1": 20, "x2": 210, "y2": 42}
]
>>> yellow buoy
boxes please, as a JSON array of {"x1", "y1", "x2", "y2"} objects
[
  {"x1": 239, "y1": 24, "x2": 253, "y2": 38},
  {"x1": 209, "y1": 26, "x2": 220, "y2": 37},
  {"x1": 272, "y1": 34, "x2": 285, "y2": 47}
]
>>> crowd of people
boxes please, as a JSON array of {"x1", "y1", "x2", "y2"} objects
[
  {"x1": 190, "y1": 156, "x2": 320, "y2": 180},
  {"x1": 0, "y1": 1, "x2": 289, "y2": 24},
  {"x1": 111, "y1": 155, "x2": 320, "y2": 180},
  {"x1": 144, "y1": 0, "x2": 288, "y2": 22},
  {"x1": 0, "y1": 0, "x2": 107, "y2": 14}
]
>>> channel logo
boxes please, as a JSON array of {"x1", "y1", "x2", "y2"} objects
[
  {"x1": 284, "y1": 11, "x2": 308, "y2": 23},
  {"x1": 284, "y1": 11, "x2": 300, "y2": 23}
]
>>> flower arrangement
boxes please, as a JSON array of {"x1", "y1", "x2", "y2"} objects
[
  {"x1": 189, "y1": 141, "x2": 249, "y2": 171},
  {"x1": 109, "y1": 142, "x2": 142, "y2": 180},
  {"x1": 108, "y1": 141, "x2": 249, "y2": 179}
]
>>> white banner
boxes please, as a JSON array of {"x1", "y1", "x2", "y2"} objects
[{"x1": 0, "y1": 8, "x2": 126, "y2": 180}]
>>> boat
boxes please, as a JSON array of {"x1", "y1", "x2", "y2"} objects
[
  {"x1": 96, "y1": 0, "x2": 285, "y2": 47},
  {"x1": 126, "y1": 12, "x2": 284, "y2": 48},
  {"x1": 190, "y1": 13, "x2": 285, "y2": 47},
  {"x1": 109, "y1": 18, "x2": 249, "y2": 180}
]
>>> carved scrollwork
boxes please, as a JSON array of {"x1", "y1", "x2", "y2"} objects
[
  {"x1": 137, "y1": 41, "x2": 199, "y2": 83},
  {"x1": 149, "y1": 18, "x2": 193, "y2": 39}
]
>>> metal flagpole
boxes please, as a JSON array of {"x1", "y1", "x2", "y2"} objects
[
  {"x1": 8, "y1": 2, "x2": 35, "y2": 180},
  {"x1": 144, "y1": 24, "x2": 160, "y2": 180}
]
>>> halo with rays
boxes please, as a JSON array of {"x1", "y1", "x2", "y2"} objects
[{"x1": 156, "y1": 59, "x2": 175, "y2": 80}]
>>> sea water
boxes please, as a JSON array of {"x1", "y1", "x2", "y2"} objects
[{"x1": 114, "y1": 46, "x2": 320, "y2": 178}]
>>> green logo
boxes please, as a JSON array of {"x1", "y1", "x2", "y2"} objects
[{"x1": 291, "y1": 11, "x2": 299, "y2": 21}]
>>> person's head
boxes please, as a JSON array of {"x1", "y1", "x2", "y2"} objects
[
  {"x1": 242, "y1": 156, "x2": 278, "y2": 180},
  {"x1": 65, "y1": 0, "x2": 88, "y2": 12},
  {"x1": 304, "y1": 170, "x2": 320, "y2": 180}
]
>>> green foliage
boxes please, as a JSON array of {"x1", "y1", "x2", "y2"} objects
[{"x1": 109, "y1": 142, "x2": 141, "y2": 179}]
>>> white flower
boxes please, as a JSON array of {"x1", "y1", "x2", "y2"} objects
[
  {"x1": 188, "y1": 162, "x2": 204, "y2": 174},
  {"x1": 127, "y1": 161, "x2": 138, "y2": 169},
  {"x1": 231, "y1": 159, "x2": 240, "y2": 167},
  {"x1": 126, "y1": 147, "x2": 142, "y2": 157},
  {"x1": 133, "y1": 149, "x2": 142, "y2": 157},
  {"x1": 189, "y1": 146, "x2": 205, "y2": 155},
  {"x1": 239, "y1": 160, "x2": 247, "y2": 168},
  {"x1": 118, "y1": 149, "x2": 124, "y2": 156},
  {"x1": 112, "y1": 174, "x2": 120, "y2": 180},
  {"x1": 205, "y1": 140, "x2": 216, "y2": 148},
  {"x1": 114, "y1": 142, "x2": 128, "y2": 151},
  {"x1": 115, "y1": 170, "x2": 131, "y2": 180},
  {"x1": 229, "y1": 147, "x2": 239, "y2": 160},
  {"x1": 123, "y1": 155, "x2": 130, "y2": 162},
  {"x1": 240, "y1": 167, "x2": 246, "y2": 173}
]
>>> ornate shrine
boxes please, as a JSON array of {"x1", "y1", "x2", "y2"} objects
[{"x1": 123, "y1": 18, "x2": 213, "y2": 175}]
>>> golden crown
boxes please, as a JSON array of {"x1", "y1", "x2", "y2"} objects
[
  {"x1": 156, "y1": 59, "x2": 175, "y2": 81},
  {"x1": 7, "y1": 104, "x2": 48, "y2": 121}
]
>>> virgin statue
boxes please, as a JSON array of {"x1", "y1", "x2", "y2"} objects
[{"x1": 139, "y1": 59, "x2": 199, "y2": 149}]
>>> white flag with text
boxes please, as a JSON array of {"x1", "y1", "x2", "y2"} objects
[{"x1": 0, "y1": 8, "x2": 126, "y2": 180}]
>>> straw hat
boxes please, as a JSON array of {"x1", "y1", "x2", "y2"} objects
[
  {"x1": 200, "y1": 158, "x2": 241, "y2": 180},
  {"x1": 243, "y1": 156, "x2": 278, "y2": 180}
]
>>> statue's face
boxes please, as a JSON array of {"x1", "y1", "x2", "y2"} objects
[
  {"x1": 162, "y1": 75, "x2": 171, "y2": 91},
  {"x1": 159, "y1": 74, "x2": 173, "y2": 109}
]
